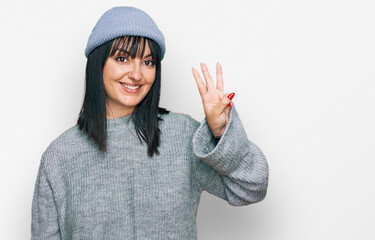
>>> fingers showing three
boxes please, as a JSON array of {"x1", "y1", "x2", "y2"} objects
[
  {"x1": 192, "y1": 62, "x2": 224, "y2": 94},
  {"x1": 192, "y1": 62, "x2": 234, "y2": 112}
]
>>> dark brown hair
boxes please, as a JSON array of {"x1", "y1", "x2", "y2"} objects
[{"x1": 77, "y1": 36, "x2": 169, "y2": 157}]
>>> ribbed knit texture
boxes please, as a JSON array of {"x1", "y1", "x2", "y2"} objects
[
  {"x1": 31, "y1": 105, "x2": 269, "y2": 239},
  {"x1": 85, "y1": 7, "x2": 166, "y2": 59}
]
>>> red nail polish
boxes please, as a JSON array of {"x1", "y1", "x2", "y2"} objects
[
  {"x1": 227, "y1": 92, "x2": 235, "y2": 108},
  {"x1": 227, "y1": 92, "x2": 235, "y2": 100}
]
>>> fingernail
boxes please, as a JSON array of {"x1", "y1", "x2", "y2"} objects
[
  {"x1": 227, "y1": 92, "x2": 235, "y2": 108},
  {"x1": 227, "y1": 92, "x2": 235, "y2": 100}
]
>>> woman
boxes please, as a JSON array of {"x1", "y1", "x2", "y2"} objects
[{"x1": 31, "y1": 6, "x2": 269, "y2": 239}]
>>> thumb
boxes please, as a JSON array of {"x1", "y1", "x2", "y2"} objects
[{"x1": 220, "y1": 92, "x2": 235, "y2": 111}]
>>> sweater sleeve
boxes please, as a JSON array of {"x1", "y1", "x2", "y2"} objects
[
  {"x1": 31, "y1": 155, "x2": 61, "y2": 240},
  {"x1": 192, "y1": 104, "x2": 269, "y2": 206}
]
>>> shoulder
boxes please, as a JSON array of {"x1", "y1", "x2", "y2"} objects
[
  {"x1": 44, "y1": 124, "x2": 85, "y2": 153},
  {"x1": 40, "y1": 124, "x2": 89, "y2": 167}
]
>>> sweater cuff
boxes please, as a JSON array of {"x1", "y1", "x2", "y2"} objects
[{"x1": 192, "y1": 103, "x2": 250, "y2": 175}]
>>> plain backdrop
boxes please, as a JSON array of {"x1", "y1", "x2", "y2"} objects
[{"x1": 1, "y1": 0, "x2": 374, "y2": 239}]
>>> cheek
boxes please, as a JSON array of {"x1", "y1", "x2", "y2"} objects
[
  {"x1": 103, "y1": 63, "x2": 124, "y2": 82},
  {"x1": 103, "y1": 67, "x2": 121, "y2": 95},
  {"x1": 144, "y1": 69, "x2": 156, "y2": 85}
]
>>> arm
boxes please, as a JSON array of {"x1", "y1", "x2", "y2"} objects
[
  {"x1": 31, "y1": 156, "x2": 61, "y2": 239},
  {"x1": 191, "y1": 62, "x2": 268, "y2": 205},
  {"x1": 192, "y1": 104, "x2": 269, "y2": 205}
]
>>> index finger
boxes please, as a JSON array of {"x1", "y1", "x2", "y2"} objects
[{"x1": 192, "y1": 67, "x2": 207, "y2": 97}]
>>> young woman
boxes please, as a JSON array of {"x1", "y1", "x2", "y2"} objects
[{"x1": 31, "y1": 6, "x2": 269, "y2": 239}]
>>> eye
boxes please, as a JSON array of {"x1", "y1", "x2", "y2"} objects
[
  {"x1": 116, "y1": 56, "x2": 128, "y2": 63},
  {"x1": 144, "y1": 60, "x2": 155, "y2": 67}
]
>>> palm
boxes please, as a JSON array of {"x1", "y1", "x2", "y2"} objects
[{"x1": 192, "y1": 63, "x2": 232, "y2": 138}]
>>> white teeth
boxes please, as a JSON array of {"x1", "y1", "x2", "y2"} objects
[{"x1": 120, "y1": 83, "x2": 140, "y2": 90}]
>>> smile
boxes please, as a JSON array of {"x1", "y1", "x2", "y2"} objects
[
  {"x1": 120, "y1": 83, "x2": 141, "y2": 90},
  {"x1": 119, "y1": 82, "x2": 143, "y2": 93}
]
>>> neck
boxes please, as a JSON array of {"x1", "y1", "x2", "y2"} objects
[{"x1": 106, "y1": 102, "x2": 135, "y2": 119}]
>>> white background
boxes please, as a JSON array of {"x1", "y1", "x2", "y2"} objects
[{"x1": 1, "y1": 0, "x2": 374, "y2": 239}]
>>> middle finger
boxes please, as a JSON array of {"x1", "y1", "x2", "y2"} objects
[{"x1": 200, "y1": 63, "x2": 215, "y2": 91}]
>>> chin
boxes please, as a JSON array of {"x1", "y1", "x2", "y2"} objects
[
  {"x1": 120, "y1": 102, "x2": 138, "y2": 109},
  {"x1": 118, "y1": 97, "x2": 140, "y2": 106}
]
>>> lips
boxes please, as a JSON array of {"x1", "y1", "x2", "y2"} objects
[{"x1": 119, "y1": 82, "x2": 142, "y2": 93}]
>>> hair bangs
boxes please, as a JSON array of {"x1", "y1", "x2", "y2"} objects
[{"x1": 109, "y1": 36, "x2": 159, "y2": 62}]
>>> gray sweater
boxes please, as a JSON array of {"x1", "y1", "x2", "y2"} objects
[{"x1": 31, "y1": 105, "x2": 269, "y2": 239}]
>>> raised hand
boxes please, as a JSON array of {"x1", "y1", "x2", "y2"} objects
[{"x1": 192, "y1": 62, "x2": 235, "y2": 139}]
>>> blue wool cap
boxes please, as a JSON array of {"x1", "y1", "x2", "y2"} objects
[{"x1": 85, "y1": 6, "x2": 166, "y2": 59}]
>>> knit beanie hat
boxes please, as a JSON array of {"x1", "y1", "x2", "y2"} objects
[{"x1": 84, "y1": 6, "x2": 166, "y2": 59}]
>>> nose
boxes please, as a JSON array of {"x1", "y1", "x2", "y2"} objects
[{"x1": 128, "y1": 61, "x2": 142, "y2": 81}]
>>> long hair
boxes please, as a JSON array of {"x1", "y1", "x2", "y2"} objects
[{"x1": 77, "y1": 36, "x2": 169, "y2": 157}]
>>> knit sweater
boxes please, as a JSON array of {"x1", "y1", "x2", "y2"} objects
[{"x1": 31, "y1": 105, "x2": 269, "y2": 240}]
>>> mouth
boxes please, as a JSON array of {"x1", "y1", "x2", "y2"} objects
[{"x1": 119, "y1": 82, "x2": 142, "y2": 93}]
